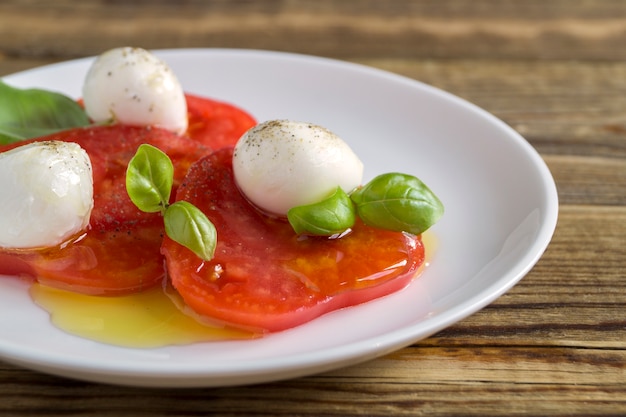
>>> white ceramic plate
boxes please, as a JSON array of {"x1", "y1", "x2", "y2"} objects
[{"x1": 0, "y1": 49, "x2": 558, "y2": 387}]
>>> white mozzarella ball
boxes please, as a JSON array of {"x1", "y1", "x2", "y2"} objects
[
  {"x1": 0, "y1": 141, "x2": 94, "y2": 249},
  {"x1": 82, "y1": 47, "x2": 188, "y2": 135},
  {"x1": 232, "y1": 120, "x2": 364, "y2": 216}
]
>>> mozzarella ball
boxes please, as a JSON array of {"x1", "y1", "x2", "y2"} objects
[
  {"x1": 232, "y1": 120, "x2": 364, "y2": 216},
  {"x1": 0, "y1": 141, "x2": 94, "y2": 249},
  {"x1": 82, "y1": 47, "x2": 188, "y2": 135}
]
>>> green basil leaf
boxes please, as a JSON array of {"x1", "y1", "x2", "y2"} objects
[
  {"x1": 287, "y1": 187, "x2": 356, "y2": 236},
  {"x1": 164, "y1": 201, "x2": 217, "y2": 261},
  {"x1": 126, "y1": 145, "x2": 216, "y2": 261},
  {"x1": 0, "y1": 80, "x2": 90, "y2": 145},
  {"x1": 126, "y1": 144, "x2": 173, "y2": 213},
  {"x1": 350, "y1": 173, "x2": 444, "y2": 235}
]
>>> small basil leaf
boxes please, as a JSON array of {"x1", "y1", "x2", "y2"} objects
[
  {"x1": 126, "y1": 144, "x2": 173, "y2": 213},
  {"x1": 287, "y1": 187, "x2": 356, "y2": 236},
  {"x1": 164, "y1": 201, "x2": 217, "y2": 261},
  {"x1": 0, "y1": 80, "x2": 90, "y2": 145},
  {"x1": 350, "y1": 173, "x2": 444, "y2": 235}
]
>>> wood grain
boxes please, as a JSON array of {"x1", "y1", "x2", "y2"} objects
[
  {"x1": 0, "y1": 0, "x2": 625, "y2": 416},
  {"x1": 1, "y1": 0, "x2": 626, "y2": 61}
]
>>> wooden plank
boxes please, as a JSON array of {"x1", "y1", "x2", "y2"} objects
[
  {"x1": 1, "y1": 354, "x2": 624, "y2": 417},
  {"x1": 546, "y1": 156, "x2": 626, "y2": 205},
  {"x1": 0, "y1": 0, "x2": 625, "y2": 61},
  {"x1": 0, "y1": 55, "x2": 55, "y2": 77}
]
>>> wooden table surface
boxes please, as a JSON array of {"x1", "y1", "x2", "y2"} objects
[{"x1": 1, "y1": 1, "x2": 625, "y2": 416}]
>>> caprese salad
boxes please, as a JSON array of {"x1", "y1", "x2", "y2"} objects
[{"x1": 0, "y1": 47, "x2": 443, "y2": 336}]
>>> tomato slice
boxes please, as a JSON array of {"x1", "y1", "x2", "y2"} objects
[
  {"x1": 161, "y1": 148, "x2": 425, "y2": 332},
  {"x1": 0, "y1": 93, "x2": 257, "y2": 295},
  {"x1": 0, "y1": 125, "x2": 211, "y2": 295},
  {"x1": 185, "y1": 93, "x2": 256, "y2": 150}
]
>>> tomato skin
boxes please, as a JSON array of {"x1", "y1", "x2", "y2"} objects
[
  {"x1": 162, "y1": 148, "x2": 425, "y2": 332},
  {"x1": 185, "y1": 94, "x2": 256, "y2": 149},
  {"x1": 0, "y1": 253, "x2": 36, "y2": 278},
  {"x1": 6, "y1": 225, "x2": 165, "y2": 295}
]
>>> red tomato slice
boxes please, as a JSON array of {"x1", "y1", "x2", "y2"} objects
[
  {"x1": 185, "y1": 93, "x2": 256, "y2": 149},
  {"x1": 0, "y1": 93, "x2": 257, "y2": 295},
  {"x1": 7, "y1": 224, "x2": 166, "y2": 295},
  {"x1": 161, "y1": 148, "x2": 425, "y2": 332},
  {"x1": 0, "y1": 125, "x2": 211, "y2": 295}
]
